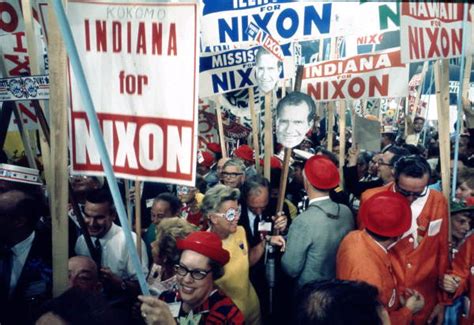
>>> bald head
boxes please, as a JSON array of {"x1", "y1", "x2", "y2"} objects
[{"x1": 68, "y1": 256, "x2": 101, "y2": 293}]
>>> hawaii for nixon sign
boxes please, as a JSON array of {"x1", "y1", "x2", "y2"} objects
[
  {"x1": 400, "y1": 2, "x2": 473, "y2": 63},
  {"x1": 67, "y1": 1, "x2": 199, "y2": 185}
]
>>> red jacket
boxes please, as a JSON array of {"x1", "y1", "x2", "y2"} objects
[
  {"x1": 451, "y1": 234, "x2": 474, "y2": 325},
  {"x1": 360, "y1": 184, "x2": 449, "y2": 325},
  {"x1": 337, "y1": 230, "x2": 413, "y2": 325}
]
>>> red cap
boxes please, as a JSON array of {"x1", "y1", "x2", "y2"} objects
[
  {"x1": 260, "y1": 156, "x2": 282, "y2": 169},
  {"x1": 207, "y1": 142, "x2": 221, "y2": 153},
  {"x1": 177, "y1": 231, "x2": 230, "y2": 266},
  {"x1": 233, "y1": 145, "x2": 254, "y2": 162},
  {"x1": 199, "y1": 151, "x2": 215, "y2": 168},
  {"x1": 360, "y1": 191, "x2": 411, "y2": 237},
  {"x1": 304, "y1": 155, "x2": 339, "y2": 189}
]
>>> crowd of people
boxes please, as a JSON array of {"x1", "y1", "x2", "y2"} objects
[{"x1": 0, "y1": 95, "x2": 473, "y2": 325}]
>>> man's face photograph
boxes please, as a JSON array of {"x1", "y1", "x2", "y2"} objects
[
  {"x1": 255, "y1": 52, "x2": 280, "y2": 94},
  {"x1": 276, "y1": 101, "x2": 312, "y2": 148}
]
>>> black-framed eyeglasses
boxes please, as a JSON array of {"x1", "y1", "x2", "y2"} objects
[
  {"x1": 376, "y1": 159, "x2": 392, "y2": 167},
  {"x1": 395, "y1": 182, "x2": 428, "y2": 199},
  {"x1": 174, "y1": 264, "x2": 211, "y2": 280},
  {"x1": 221, "y1": 172, "x2": 243, "y2": 178}
]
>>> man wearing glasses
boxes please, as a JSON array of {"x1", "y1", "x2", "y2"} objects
[
  {"x1": 360, "y1": 155, "x2": 449, "y2": 325},
  {"x1": 221, "y1": 159, "x2": 246, "y2": 189}
]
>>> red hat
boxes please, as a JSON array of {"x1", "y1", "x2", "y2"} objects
[
  {"x1": 177, "y1": 231, "x2": 230, "y2": 266},
  {"x1": 233, "y1": 145, "x2": 254, "y2": 162},
  {"x1": 360, "y1": 191, "x2": 411, "y2": 237},
  {"x1": 259, "y1": 156, "x2": 282, "y2": 169},
  {"x1": 207, "y1": 142, "x2": 221, "y2": 153},
  {"x1": 199, "y1": 151, "x2": 215, "y2": 168},
  {"x1": 304, "y1": 155, "x2": 339, "y2": 189}
]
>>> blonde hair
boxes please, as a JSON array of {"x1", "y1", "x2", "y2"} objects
[{"x1": 151, "y1": 217, "x2": 198, "y2": 266}]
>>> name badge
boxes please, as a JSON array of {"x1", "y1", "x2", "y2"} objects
[
  {"x1": 258, "y1": 221, "x2": 272, "y2": 232},
  {"x1": 427, "y1": 219, "x2": 442, "y2": 237}
]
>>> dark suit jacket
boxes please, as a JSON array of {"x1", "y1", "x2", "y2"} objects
[
  {"x1": 1, "y1": 229, "x2": 52, "y2": 325},
  {"x1": 238, "y1": 198, "x2": 292, "y2": 322}
]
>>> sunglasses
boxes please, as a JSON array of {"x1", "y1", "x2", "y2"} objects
[
  {"x1": 174, "y1": 264, "x2": 211, "y2": 280},
  {"x1": 213, "y1": 207, "x2": 241, "y2": 222},
  {"x1": 395, "y1": 182, "x2": 428, "y2": 199}
]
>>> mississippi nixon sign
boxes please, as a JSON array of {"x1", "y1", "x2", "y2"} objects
[{"x1": 68, "y1": 1, "x2": 198, "y2": 185}]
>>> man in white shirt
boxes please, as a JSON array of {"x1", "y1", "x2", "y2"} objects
[{"x1": 75, "y1": 189, "x2": 148, "y2": 298}]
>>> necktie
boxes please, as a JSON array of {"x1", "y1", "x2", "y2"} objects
[
  {"x1": 253, "y1": 214, "x2": 260, "y2": 240},
  {"x1": 94, "y1": 238, "x2": 102, "y2": 266},
  {"x1": 0, "y1": 246, "x2": 13, "y2": 301}
]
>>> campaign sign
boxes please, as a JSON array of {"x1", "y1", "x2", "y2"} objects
[
  {"x1": 302, "y1": 48, "x2": 408, "y2": 101},
  {"x1": 0, "y1": 75, "x2": 49, "y2": 101},
  {"x1": 400, "y1": 2, "x2": 473, "y2": 63},
  {"x1": 201, "y1": 0, "x2": 335, "y2": 47},
  {"x1": 68, "y1": 1, "x2": 199, "y2": 185}
]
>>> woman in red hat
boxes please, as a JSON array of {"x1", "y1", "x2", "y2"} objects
[{"x1": 139, "y1": 231, "x2": 244, "y2": 324}]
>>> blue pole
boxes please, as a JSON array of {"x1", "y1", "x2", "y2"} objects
[
  {"x1": 51, "y1": 0, "x2": 150, "y2": 295},
  {"x1": 451, "y1": 3, "x2": 469, "y2": 201}
]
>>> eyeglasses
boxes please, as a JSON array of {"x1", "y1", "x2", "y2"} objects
[
  {"x1": 376, "y1": 159, "x2": 392, "y2": 167},
  {"x1": 221, "y1": 172, "x2": 243, "y2": 178},
  {"x1": 213, "y1": 207, "x2": 241, "y2": 222},
  {"x1": 395, "y1": 182, "x2": 428, "y2": 199},
  {"x1": 174, "y1": 264, "x2": 211, "y2": 280}
]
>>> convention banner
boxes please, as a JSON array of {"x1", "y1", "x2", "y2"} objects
[
  {"x1": 400, "y1": 2, "x2": 473, "y2": 63},
  {"x1": 0, "y1": 75, "x2": 49, "y2": 101},
  {"x1": 301, "y1": 48, "x2": 408, "y2": 101},
  {"x1": 67, "y1": 0, "x2": 199, "y2": 186}
]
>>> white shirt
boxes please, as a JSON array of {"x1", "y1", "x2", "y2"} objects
[
  {"x1": 247, "y1": 208, "x2": 259, "y2": 237},
  {"x1": 399, "y1": 188, "x2": 430, "y2": 248},
  {"x1": 308, "y1": 196, "x2": 330, "y2": 205},
  {"x1": 10, "y1": 231, "x2": 35, "y2": 295},
  {"x1": 75, "y1": 223, "x2": 149, "y2": 279}
]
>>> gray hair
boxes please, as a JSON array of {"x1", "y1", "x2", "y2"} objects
[
  {"x1": 201, "y1": 184, "x2": 240, "y2": 216},
  {"x1": 222, "y1": 158, "x2": 245, "y2": 173}
]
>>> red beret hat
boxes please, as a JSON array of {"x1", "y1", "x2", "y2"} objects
[
  {"x1": 259, "y1": 156, "x2": 282, "y2": 170},
  {"x1": 207, "y1": 142, "x2": 221, "y2": 153},
  {"x1": 199, "y1": 151, "x2": 215, "y2": 168},
  {"x1": 177, "y1": 231, "x2": 230, "y2": 266},
  {"x1": 233, "y1": 145, "x2": 254, "y2": 162},
  {"x1": 360, "y1": 191, "x2": 411, "y2": 237},
  {"x1": 304, "y1": 155, "x2": 339, "y2": 189}
]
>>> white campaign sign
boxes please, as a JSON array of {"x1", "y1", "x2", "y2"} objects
[
  {"x1": 68, "y1": 0, "x2": 199, "y2": 185},
  {"x1": 400, "y1": 2, "x2": 473, "y2": 63},
  {"x1": 301, "y1": 48, "x2": 408, "y2": 101}
]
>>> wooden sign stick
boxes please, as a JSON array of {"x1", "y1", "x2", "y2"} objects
[
  {"x1": 327, "y1": 102, "x2": 335, "y2": 152},
  {"x1": 434, "y1": 60, "x2": 451, "y2": 202},
  {"x1": 264, "y1": 92, "x2": 272, "y2": 181},
  {"x1": 461, "y1": 54, "x2": 473, "y2": 134},
  {"x1": 214, "y1": 96, "x2": 227, "y2": 158},
  {"x1": 248, "y1": 88, "x2": 261, "y2": 174},
  {"x1": 48, "y1": 1, "x2": 69, "y2": 296},
  {"x1": 338, "y1": 101, "x2": 346, "y2": 190},
  {"x1": 135, "y1": 180, "x2": 142, "y2": 262}
]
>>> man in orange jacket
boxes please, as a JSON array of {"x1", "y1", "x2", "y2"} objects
[
  {"x1": 441, "y1": 200, "x2": 474, "y2": 325},
  {"x1": 359, "y1": 155, "x2": 449, "y2": 325},
  {"x1": 337, "y1": 191, "x2": 425, "y2": 324}
]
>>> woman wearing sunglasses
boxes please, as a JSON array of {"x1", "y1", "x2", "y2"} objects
[
  {"x1": 199, "y1": 184, "x2": 264, "y2": 325},
  {"x1": 139, "y1": 231, "x2": 244, "y2": 324}
]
